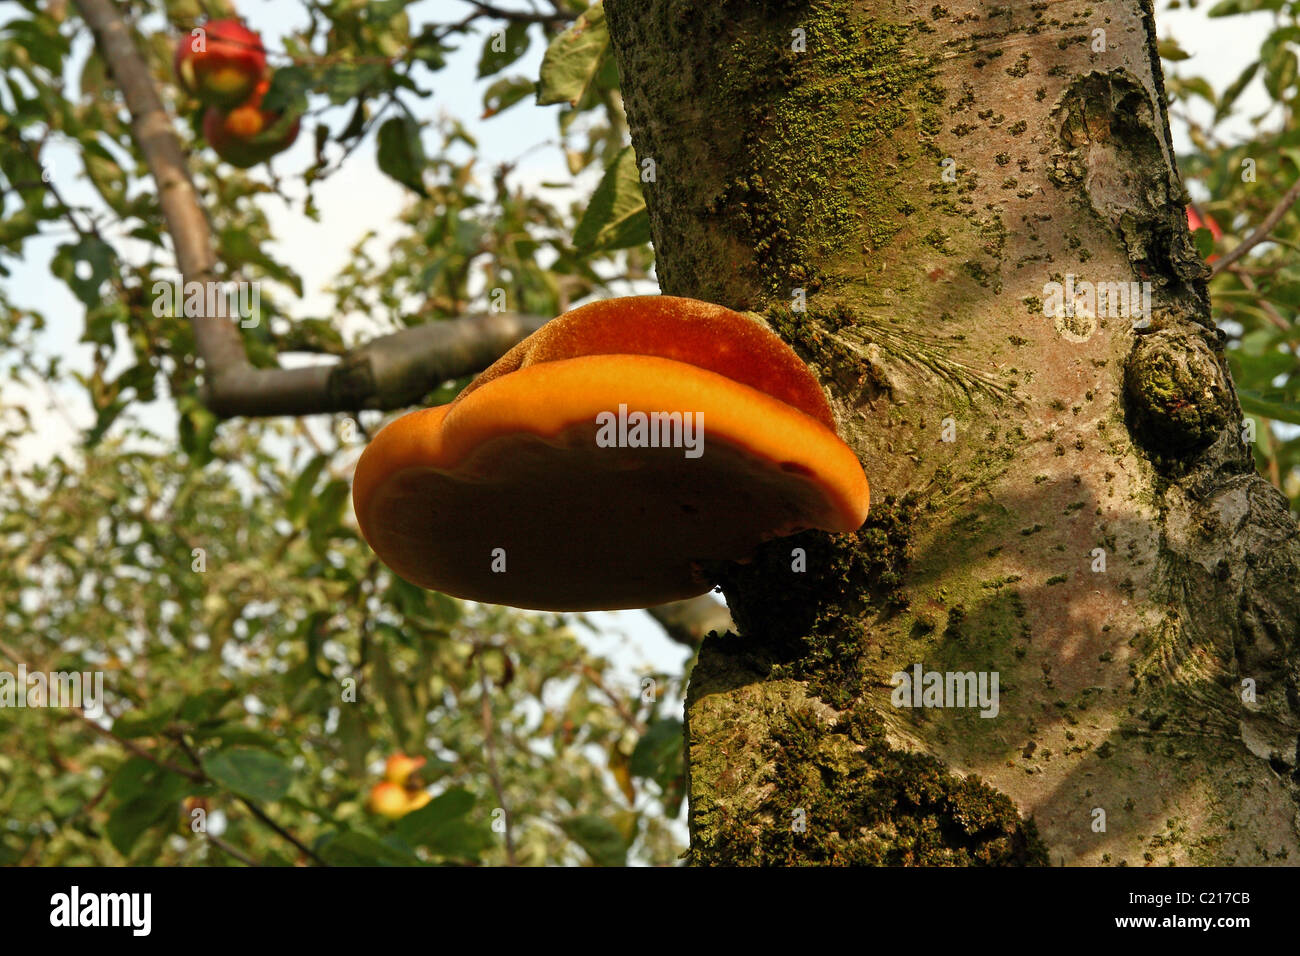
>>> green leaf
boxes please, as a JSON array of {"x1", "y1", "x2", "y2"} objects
[
  {"x1": 178, "y1": 394, "x2": 218, "y2": 466},
  {"x1": 262, "y1": 66, "x2": 313, "y2": 116},
  {"x1": 393, "y1": 787, "x2": 491, "y2": 858},
  {"x1": 1238, "y1": 389, "x2": 1300, "y2": 425},
  {"x1": 560, "y1": 813, "x2": 628, "y2": 866},
  {"x1": 1167, "y1": 75, "x2": 1215, "y2": 105},
  {"x1": 288, "y1": 454, "x2": 328, "y2": 524},
  {"x1": 336, "y1": 703, "x2": 370, "y2": 779},
  {"x1": 366, "y1": 0, "x2": 414, "y2": 24},
  {"x1": 2, "y1": 16, "x2": 70, "y2": 73},
  {"x1": 219, "y1": 228, "x2": 304, "y2": 298},
  {"x1": 106, "y1": 792, "x2": 176, "y2": 857},
  {"x1": 52, "y1": 238, "x2": 115, "y2": 307},
  {"x1": 478, "y1": 21, "x2": 531, "y2": 78},
  {"x1": 372, "y1": 648, "x2": 416, "y2": 749},
  {"x1": 109, "y1": 757, "x2": 163, "y2": 800},
  {"x1": 1228, "y1": 350, "x2": 1296, "y2": 387},
  {"x1": 1264, "y1": 47, "x2": 1297, "y2": 98},
  {"x1": 109, "y1": 711, "x2": 169, "y2": 741},
  {"x1": 105, "y1": 762, "x2": 189, "y2": 856},
  {"x1": 409, "y1": 29, "x2": 450, "y2": 68},
  {"x1": 482, "y1": 75, "x2": 536, "y2": 118},
  {"x1": 0, "y1": 208, "x2": 40, "y2": 248},
  {"x1": 308, "y1": 478, "x2": 350, "y2": 553},
  {"x1": 629, "y1": 717, "x2": 683, "y2": 777},
  {"x1": 1191, "y1": 226, "x2": 1217, "y2": 259},
  {"x1": 537, "y1": 3, "x2": 609, "y2": 107},
  {"x1": 573, "y1": 145, "x2": 651, "y2": 253},
  {"x1": 319, "y1": 830, "x2": 420, "y2": 866},
  {"x1": 1207, "y1": 0, "x2": 1285, "y2": 16},
  {"x1": 81, "y1": 301, "x2": 127, "y2": 348},
  {"x1": 177, "y1": 687, "x2": 238, "y2": 724},
  {"x1": 1215, "y1": 61, "x2": 1259, "y2": 122},
  {"x1": 1157, "y1": 38, "x2": 1191, "y2": 61},
  {"x1": 376, "y1": 115, "x2": 428, "y2": 196},
  {"x1": 85, "y1": 393, "x2": 129, "y2": 447},
  {"x1": 321, "y1": 62, "x2": 389, "y2": 104},
  {"x1": 82, "y1": 140, "x2": 127, "y2": 214},
  {"x1": 202, "y1": 747, "x2": 293, "y2": 803}
]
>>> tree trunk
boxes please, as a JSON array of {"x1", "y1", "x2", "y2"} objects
[{"x1": 607, "y1": 0, "x2": 1300, "y2": 865}]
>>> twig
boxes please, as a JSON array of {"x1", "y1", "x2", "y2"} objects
[
  {"x1": 434, "y1": 11, "x2": 485, "y2": 42},
  {"x1": 235, "y1": 795, "x2": 327, "y2": 866},
  {"x1": 66, "y1": 776, "x2": 115, "y2": 824},
  {"x1": 74, "y1": 711, "x2": 207, "y2": 782},
  {"x1": 1225, "y1": 265, "x2": 1293, "y2": 337},
  {"x1": 6, "y1": 132, "x2": 99, "y2": 239},
  {"x1": 207, "y1": 834, "x2": 261, "y2": 867},
  {"x1": 0, "y1": 644, "x2": 197, "y2": 782},
  {"x1": 463, "y1": 0, "x2": 576, "y2": 25},
  {"x1": 171, "y1": 732, "x2": 329, "y2": 866},
  {"x1": 1210, "y1": 177, "x2": 1300, "y2": 277},
  {"x1": 577, "y1": 663, "x2": 646, "y2": 734}
]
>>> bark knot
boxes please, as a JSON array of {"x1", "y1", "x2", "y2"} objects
[{"x1": 1123, "y1": 326, "x2": 1232, "y2": 459}]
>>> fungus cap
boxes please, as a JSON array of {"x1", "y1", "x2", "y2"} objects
[{"x1": 352, "y1": 296, "x2": 870, "y2": 611}]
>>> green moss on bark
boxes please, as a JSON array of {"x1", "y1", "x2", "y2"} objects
[
  {"x1": 708, "y1": 4, "x2": 946, "y2": 298},
  {"x1": 688, "y1": 696, "x2": 1049, "y2": 865},
  {"x1": 700, "y1": 493, "x2": 917, "y2": 706}
]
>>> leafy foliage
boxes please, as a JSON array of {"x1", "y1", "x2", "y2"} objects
[
  {"x1": 0, "y1": 0, "x2": 679, "y2": 866},
  {"x1": 1164, "y1": 0, "x2": 1300, "y2": 505}
]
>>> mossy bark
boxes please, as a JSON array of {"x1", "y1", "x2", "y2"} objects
[{"x1": 607, "y1": 0, "x2": 1300, "y2": 865}]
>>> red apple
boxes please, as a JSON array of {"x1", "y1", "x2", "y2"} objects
[
  {"x1": 175, "y1": 18, "x2": 267, "y2": 109},
  {"x1": 202, "y1": 79, "x2": 300, "y2": 168}
]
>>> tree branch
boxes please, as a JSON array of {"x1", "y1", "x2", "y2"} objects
[
  {"x1": 72, "y1": 0, "x2": 547, "y2": 419},
  {"x1": 74, "y1": 0, "x2": 245, "y2": 376},
  {"x1": 1209, "y1": 177, "x2": 1300, "y2": 277},
  {"x1": 462, "y1": 0, "x2": 576, "y2": 26},
  {"x1": 204, "y1": 310, "x2": 548, "y2": 418}
]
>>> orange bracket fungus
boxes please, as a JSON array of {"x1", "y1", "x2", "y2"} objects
[{"x1": 352, "y1": 296, "x2": 870, "y2": 611}]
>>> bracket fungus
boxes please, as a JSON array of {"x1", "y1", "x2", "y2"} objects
[{"x1": 352, "y1": 296, "x2": 870, "y2": 611}]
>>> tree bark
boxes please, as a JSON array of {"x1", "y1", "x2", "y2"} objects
[{"x1": 607, "y1": 0, "x2": 1300, "y2": 865}]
